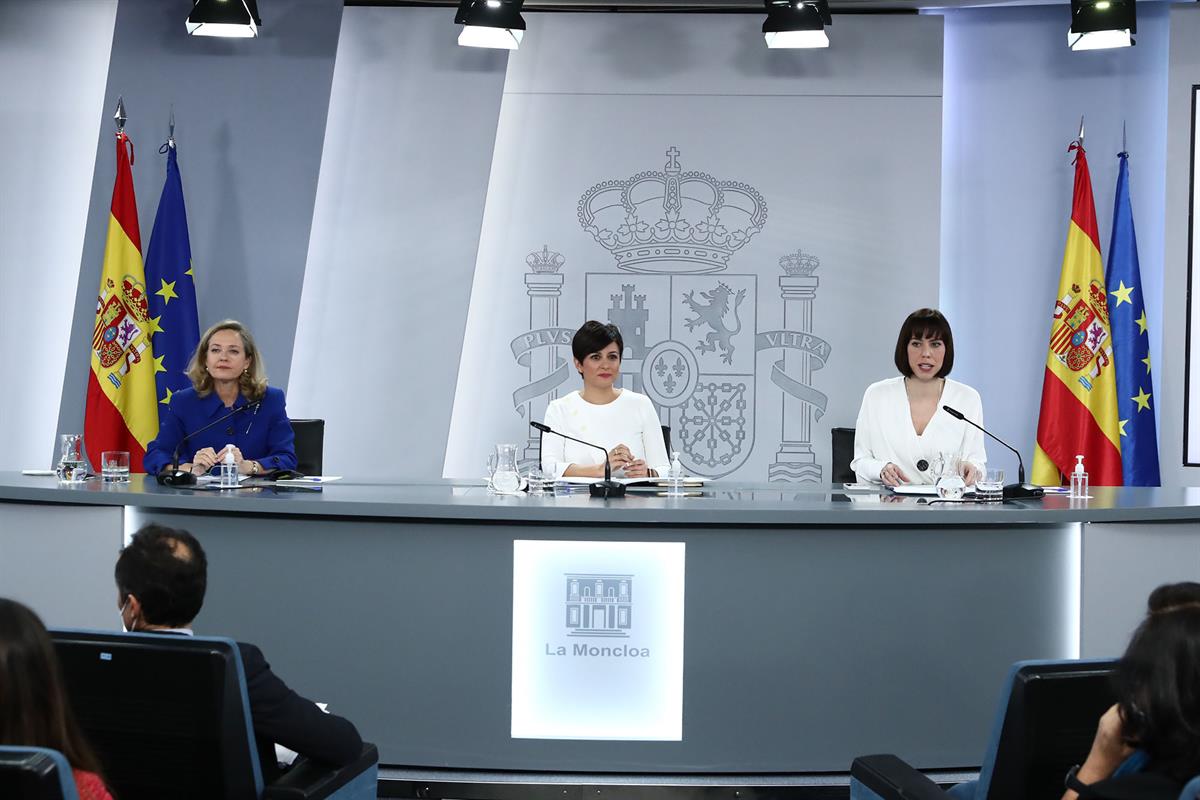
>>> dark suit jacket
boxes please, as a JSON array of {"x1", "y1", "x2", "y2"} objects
[{"x1": 236, "y1": 642, "x2": 363, "y2": 781}]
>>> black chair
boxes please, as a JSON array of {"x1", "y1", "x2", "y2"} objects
[
  {"x1": 662, "y1": 425, "x2": 672, "y2": 455},
  {"x1": 831, "y1": 426, "x2": 856, "y2": 483},
  {"x1": 290, "y1": 419, "x2": 325, "y2": 476},
  {"x1": 52, "y1": 630, "x2": 377, "y2": 800},
  {"x1": 850, "y1": 659, "x2": 1117, "y2": 800},
  {"x1": 0, "y1": 747, "x2": 77, "y2": 800}
]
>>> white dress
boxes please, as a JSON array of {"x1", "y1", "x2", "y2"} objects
[
  {"x1": 850, "y1": 377, "x2": 987, "y2": 485},
  {"x1": 541, "y1": 390, "x2": 671, "y2": 480}
]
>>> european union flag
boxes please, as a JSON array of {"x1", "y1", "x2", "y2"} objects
[
  {"x1": 1105, "y1": 151, "x2": 1160, "y2": 485},
  {"x1": 143, "y1": 141, "x2": 200, "y2": 422}
]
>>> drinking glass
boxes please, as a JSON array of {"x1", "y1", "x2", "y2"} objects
[
  {"x1": 100, "y1": 451, "x2": 130, "y2": 483},
  {"x1": 934, "y1": 452, "x2": 966, "y2": 500},
  {"x1": 975, "y1": 468, "x2": 1005, "y2": 502},
  {"x1": 57, "y1": 434, "x2": 87, "y2": 481},
  {"x1": 492, "y1": 443, "x2": 522, "y2": 495}
]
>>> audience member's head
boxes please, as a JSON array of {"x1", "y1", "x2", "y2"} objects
[
  {"x1": 1114, "y1": 582, "x2": 1200, "y2": 781},
  {"x1": 114, "y1": 523, "x2": 208, "y2": 631},
  {"x1": 0, "y1": 597, "x2": 105, "y2": 775}
]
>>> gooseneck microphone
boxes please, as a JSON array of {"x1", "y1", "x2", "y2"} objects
[
  {"x1": 942, "y1": 405, "x2": 1044, "y2": 499},
  {"x1": 157, "y1": 400, "x2": 264, "y2": 487},
  {"x1": 530, "y1": 421, "x2": 626, "y2": 498}
]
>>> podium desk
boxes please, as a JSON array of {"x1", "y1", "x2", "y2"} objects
[{"x1": 2, "y1": 474, "x2": 1197, "y2": 787}]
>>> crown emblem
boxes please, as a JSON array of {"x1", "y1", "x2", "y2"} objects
[
  {"x1": 779, "y1": 249, "x2": 820, "y2": 276},
  {"x1": 577, "y1": 147, "x2": 767, "y2": 274},
  {"x1": 526, "y1": 244, "x2": 565, "y2": 274},
  {"x1": 121, "y1": 277, "x2": 149, "y2": 321}
]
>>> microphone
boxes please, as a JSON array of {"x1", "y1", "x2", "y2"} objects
[
  {"x1": 157, "y1": 399, "x2": 264, "y2": 486},
  {"x1": 530, "y1": 421, "x2": 626, "y2": 498},
  {"x1": 942, "y1": 405, "x2": 1044, "y2": 499}
]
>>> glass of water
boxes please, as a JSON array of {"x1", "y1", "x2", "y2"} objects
[
  {"x1": 975, "y1": 468, "x2": 1005, "y2": 502},
  {"x1": 101, "y1": 451, "x2": 130, "y2": 483}
]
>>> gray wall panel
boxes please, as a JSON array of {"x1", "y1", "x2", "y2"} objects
[{"x1": 287, "y1": 7, "x2": 507, "y2": 479}]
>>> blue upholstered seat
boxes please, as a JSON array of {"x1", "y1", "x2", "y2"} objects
[
  {"x1": 851, "y1": 659, "x2": 1118, "y2": 800},
  {"x1": 0, "y1": 746, "x2": 79, "y2": 800},
  {"x1": 50, "y1": 629, "x2": 376, "y2": 800}
]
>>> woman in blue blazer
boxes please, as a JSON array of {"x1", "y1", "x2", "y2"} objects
[{"x1": 143, "y1": 320, "x2": 296, "y2": 476}]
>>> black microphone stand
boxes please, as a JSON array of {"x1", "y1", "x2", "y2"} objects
[
  {"x1": 530, "y1": 421, "x2": 626, "y2": 498},
  {"x1": 942, "y1": 405, "x2": 1044, "y2": 499},
  {"x1": 156, "y1": 400, "x2": 263, "y2": 487}
]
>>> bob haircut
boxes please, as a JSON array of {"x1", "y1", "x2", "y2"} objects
[
  {"x1": 893, "y1": 308, "x2": 954, "y2": 377},
  {"x1": 1114, "y1": 591, "x2": 1200, "y2": 781},
  {"x1": 0, "y1": 597, "x2": 106, "y2": 777},
  {"x1": 186, "y1": 319, "x2": 269, "y2": 401},
  {"x1": 571, "y1": 321, "x2": 624, "y2": 365}
]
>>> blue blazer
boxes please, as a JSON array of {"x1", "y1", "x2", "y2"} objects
[{"x1": 143, "y1": 386, "x2": 297, "y2": 474}]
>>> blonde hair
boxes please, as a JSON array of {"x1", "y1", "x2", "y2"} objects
[{"x1": 186, "y1": 320, "x2": 268, "y2": 401}]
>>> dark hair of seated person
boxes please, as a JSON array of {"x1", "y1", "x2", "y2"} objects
[
  {"x1": 115, "y1": 523, "x2": 208, "y2": 627},
  {"x1": 893, "y1": 308, "x2": 955, "y2": 377},
  {"x1": 1114, "y1": 588, "x2": 1200, "y2": 782},
  {"x1": 571, "y1": 320, "x2": 624, "y2": 366},
  {"x1": 0, "y1": 597, "x2": 107, "y2": 776}
]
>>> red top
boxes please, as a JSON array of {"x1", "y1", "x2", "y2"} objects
[{"x1": 72, "y1": 769, "x2": 114, "y2": 800}]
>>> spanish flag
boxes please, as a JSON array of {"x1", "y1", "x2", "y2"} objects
[
  {"x1": 1033, "y1": 141, "x2": 1122, "y2": 486},
  {"x1": 83, "y1": 132, "x2": 159, "y2": 472}
]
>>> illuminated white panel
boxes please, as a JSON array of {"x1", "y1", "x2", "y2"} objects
[{"x1": 512, "y1": 540, "x2": 685, "y2": 740}]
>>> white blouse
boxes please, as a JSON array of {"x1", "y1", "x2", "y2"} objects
[
  {"x1": 850, "y1": 376, "x2": 987, "y2": 485},
  {"x1": 541, "y1": 389, "x2": 671, "y2": 480}
]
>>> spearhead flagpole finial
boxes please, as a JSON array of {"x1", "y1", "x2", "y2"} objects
[
  {"x1": 114, "y1": 96, "x2": 127, "y2": 134},
  {"x1": 168, "y1": 105, "x2": 176, "y2": 149},
  {"x1": 1077, "y1": 115, "x2": 1085, "y2": 147}
]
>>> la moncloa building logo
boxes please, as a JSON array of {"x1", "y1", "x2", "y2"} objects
[{"x1": 565, "y1": 574, "x2": 633, "y2": 638}]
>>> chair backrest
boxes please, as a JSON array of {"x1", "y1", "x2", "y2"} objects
[
  {"x1": 831, "y1": 426, "x2": 856, "y2": 483},
  {"x1": 662, "y1": 425, "x2": 672, "y2": 455},
  {"x1": 51, "y1": 630, "x2": 264, "y2": 800},
  {"x1": 980, "y1": 659, "x2": 1118, "y2": 800},
  {"x1": 291, "y1": 418, "x2": 325, "y2": 476},
  {"x1": 0, "y1": 747, "x2": 77, "y2": 800}
]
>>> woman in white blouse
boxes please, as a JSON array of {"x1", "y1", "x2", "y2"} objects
[
  {"x1": 851, "y1": 308, "x2": 987, "y2": 486},
  {"x1": 542, "y1": 321, "x2": 671, "y2": 480}
]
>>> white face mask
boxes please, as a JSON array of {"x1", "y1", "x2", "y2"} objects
[{"x1": 118, "y1": 598, "x2": 131, "y2": 632}]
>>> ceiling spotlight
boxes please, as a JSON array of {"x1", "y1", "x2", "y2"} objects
[
  {"x1": 455, "y1": 0, "x2": 526, "y2": 50},
  {"x1": 186, "y1": 0, "x2": 261, "y2": 38},
  {"x1": 763, "y1": 0, "x2": 831, "y2": 49},
  {"x1": 1068, "y1": 0, "x2": 1135, "y2": 51}
]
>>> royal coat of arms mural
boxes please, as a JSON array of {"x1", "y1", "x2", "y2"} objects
[{"x1": 510, "y1": 147, "x2": 833, "y2": 482}]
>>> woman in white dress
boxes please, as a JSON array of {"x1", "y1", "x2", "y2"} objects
[
  {"x1": 542, "y1": 321, "x2": 671, "y2": 480},
  {"x1": 851, "y1": 308, "x2": 987, "y2": 486}
]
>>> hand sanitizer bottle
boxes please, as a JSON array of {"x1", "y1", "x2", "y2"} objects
[
  {"x1": 667, "y1": 451, "x2": 684, "y2": 497},
  {"x1": 1069, "y1": 454, "x2": 1088, "y2": 499},
  {"x1": 220, "y1": 446, "x2": 239, "y2": 488}
]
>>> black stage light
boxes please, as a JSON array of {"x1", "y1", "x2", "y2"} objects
[
  {"x1": 763, "y1": 0, "x2": 831, "y2": 49},
  {"x1": 1068, "y1": 0, "x2": 1135, "y2": 51},
  {"x1": 455, "y1": 0, "x2": 526, "y2": 50},
  {"x1": 186, "y1": 0, "x2": 262, "y2": 38}
]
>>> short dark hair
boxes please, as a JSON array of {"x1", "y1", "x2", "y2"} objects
[
  {"x1": 571, "y1": 321, "x2": 624, "y2": 364},
  {"x1": 1115, "y1": 591, "x2": 1200, "y2": 781},
  {"x1": 893, "y1": 308, "x2": 954, "y2": 377},
  {"x1": 114, "y1": 523, "x2": 208, "y2": 627}
]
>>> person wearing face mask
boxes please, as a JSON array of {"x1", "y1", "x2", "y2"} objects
[
  {"x1": 142, "y1": 319, "x2": 296, "y2": 477},
  {"x1": 115, "y1": 523, "x2": 362, "y2": 779},
  {"x1": 541, "y1": 321, "x2": 671, "y2": 481},
  {"x1": 850, "y1": 308, "x2": 986, "y2": 486}
]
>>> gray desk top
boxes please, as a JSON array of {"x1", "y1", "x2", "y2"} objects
[{"x1": 2, "y1": 472, "x2": 1199, "y2": 525}]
